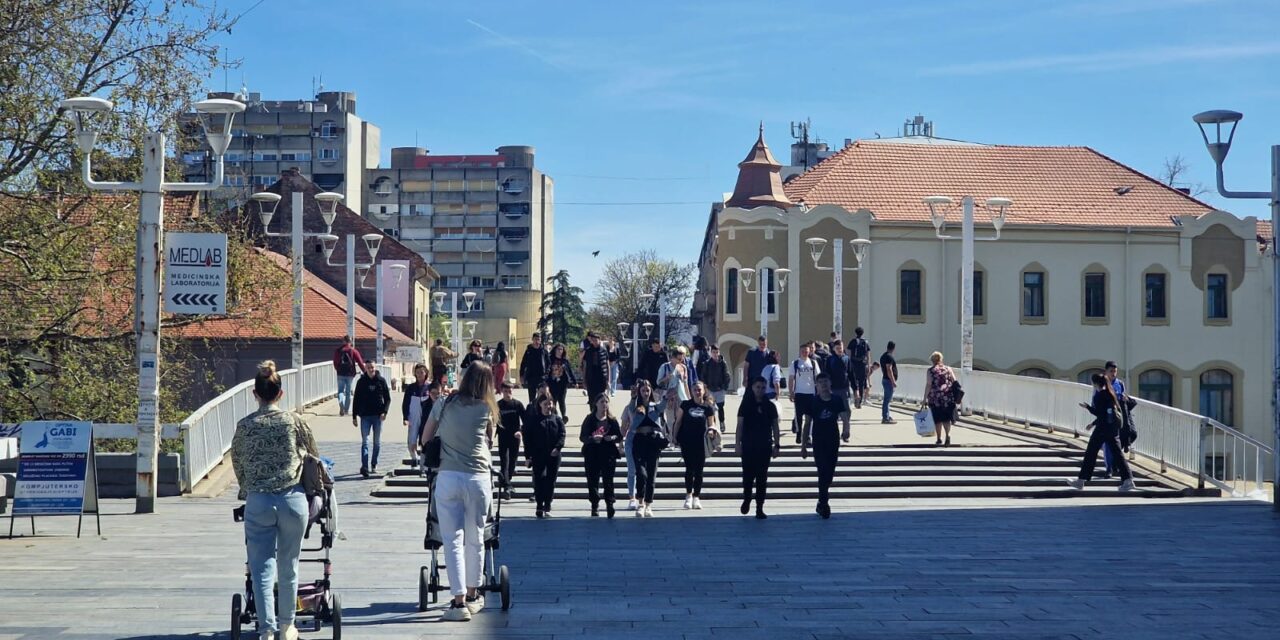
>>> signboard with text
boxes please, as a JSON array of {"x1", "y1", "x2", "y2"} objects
[
  {"x1": 12, "y1": 421, "x2": 93, "y2": 515},
  {"x1": 164, "y1": 232, "x2": 227, "y2": 314}
]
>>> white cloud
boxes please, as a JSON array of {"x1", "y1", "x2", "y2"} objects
[{"x1": 922, "y1": 42, "x2": 1280, "y2": 76}]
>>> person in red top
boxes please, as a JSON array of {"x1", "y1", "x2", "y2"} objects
[{"x1": 333, "y1": 336, "x2": 367, "y2": 416}]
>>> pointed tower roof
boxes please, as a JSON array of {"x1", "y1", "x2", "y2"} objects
[{"x1": 726, "y1": 124, "x2": 793, "y2": 210}]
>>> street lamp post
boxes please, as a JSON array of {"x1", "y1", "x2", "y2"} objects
[
  {"x1": 638, "y1": 293, "x2": 668, "y2": 346},
  {"x1": 433, "y1": 291, "x2": 477, "y2": 381},
  {"x1": 60, "y1": 95, "x2": 243, "y2": 513},
  {"x1": 252, "y1": 191, "x2": 341, "y2": 413},
  {"x1": 737, "y1": 266, "x2": 791, "y2": 340},
  {"x1": 805, "y1": 237, "x2": 872, "y2": 337},
  {"x1": 320, "y1": 232, "x2": 384, "y2": 347},
  {"x1": 922, "y1": 195, "x2": 1012, "y2": 394},
  {"x1": 373, "y1": 263, "x2": 408, "y2": 365},
  {"x1": 1191, "y1": 109, "x2": 1280, "y2": 509}
]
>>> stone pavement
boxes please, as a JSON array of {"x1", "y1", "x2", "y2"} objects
[{"x1": 2, "y1": 390, "x2": 1278, "y2": 639}]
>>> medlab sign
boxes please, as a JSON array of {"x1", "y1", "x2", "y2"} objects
[
  {"x1": 13, "y1": 421, "x2": 93, "y2": 515},
  {"x1": 165, "y1": 232, "x2": 227, "y2": 314}
]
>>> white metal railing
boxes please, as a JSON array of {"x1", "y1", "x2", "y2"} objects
[
  {"x1": 180, "y1": 361, "x2": 336, "y2": 491},
  {"x1": 892, "y1": 364, "x2": 1273, "y2": 499}
]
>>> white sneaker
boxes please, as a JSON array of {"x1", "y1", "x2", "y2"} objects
[
  {"x1": 692, "y1": 497, "x2": 703, "y2": 510},
  {"x1": 635, "y1": 506, "x2": 644, "y2": 518},
  {"x1": 643, "y1": 505, "x2": 654, "y2": 517},
  {"x1": 465, "y1": 594, "x2": 485, "y2": 614},
  {"x1": 279, "y1": 624, "x2": 298, "y2": 640},
  {"x1": 259, "y1": 632, "x2": 275, "y2": 640},
  {"x1": 628, "y1": 498, "x2": 638, "y2": 510},
  {"x1": 442, "y1": 601, "x2": 472, "y2": 621},
  {"x1": 1118, "y1": 479, "x2": 1136, "y2": 492},
  {"x1": 683, "y1": 496, "x2": 693, "y2": 509},
  {"x1": 1066, "y1": 478, "x2": 1085, "y2": 490}
]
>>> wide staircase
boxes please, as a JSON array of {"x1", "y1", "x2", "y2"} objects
[{"x1": 372, "y1": 403, "x2": 1213, "y2": 501}]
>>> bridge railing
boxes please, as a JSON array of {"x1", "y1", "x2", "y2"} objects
[{"x1": 892, "y1": 364, "x2": 1272, "y2": 499}]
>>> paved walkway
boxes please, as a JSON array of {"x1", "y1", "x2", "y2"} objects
[{"x1": 2, "y1": 391, "x2": 1278, "y2": 639}]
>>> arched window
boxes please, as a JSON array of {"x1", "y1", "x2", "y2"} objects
[
  {"x1": 1138, "y1": 369, "x2": 1174, "y2": 406},
  {"x1": 1017, "y1": 368, "x2": 1052, "y2": 379},
  {"x1": 374, "y1": 177, "x2": 392, "y2": 195},
  {"x1": 1076, "y1": 368, "x2": 1104, "y2": 385},
  {"x1": 1199, "y1": 369, "x2": 1234, "y2": 426}
]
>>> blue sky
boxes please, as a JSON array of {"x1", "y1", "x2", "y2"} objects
[{"x1": 213, "y1": 0, "x2": 1280, "y2": 303}]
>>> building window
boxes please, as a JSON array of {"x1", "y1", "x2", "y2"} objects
[
  {"x1": 500, "y1": 275, "x2": 527, "y2": 289},
  {"x1": 1076, "y1": 368, "x2": 1104, "y2": 385},
  {"x1": 319, "y1": 120, "x2": 337, "y2": 138},
  {"x1": 764, "y1": 268, "x2": 777, "y2": 315},
  {"x1": 1138, "y1": 369, "x2": 1174, "y2": 406},
  {"x1": 1083, "y1": 272, "x2": 1106, "y2": 320},
  {"x1": 1199, "y1": 369, "x2": 1234, "y2": 426},
  {"x1": 1017, "y1": 367, "x2": 1052, "y2": 379},
  {"x1": 972, "y1": 270, "x2": 984, "y2": 318},
  {"x1": 1022, "y1": 271, "x2": 1045, "y2": 320},
  {"x1": 725, "y1": 268, "x2": 739, "y2": 316},
  {"x1": 319, "y1": 148, "x2": 338, "y2": 161},
  {"x1": 899, "y1": 269, "x2": 922, "y2": 317},
  {"x1": 1206, "y1": 273, "x2": 1229, "y2": 320},
  {"x1": 1144, "y1": 272, "x2": 1167, "y2": 320},
  {"x1": 374, "y1": 178, "x2": 392, "y2": 195}
]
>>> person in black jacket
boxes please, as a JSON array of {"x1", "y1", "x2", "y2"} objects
[
  {"x1": 523, "y1": 393, "x2": 566, "y2": 518},
  {"x1": 698, "y1": 344, "x2": 732, "y2": 429},
  {"x1": 352, "y1": 361, "x2": 391, "y2": 478},
  {"x1": 519, "y1": 333, "x2": 550, "y2": 403},
  {"x1": 496, "y1": 381, "x2": 525, "y2": 498},
  {"x1": 546, "y1": 360, "x2": 573, "y2": 418},
  {"x1": 459, "y1": 339, "x2": 485, "y2": 377},
  {"x1": 1068, "y1": 374, "x2": 1136, "y2": 492},
  {"x1": 638, "y1": 338, "x2": 668, "y2": 388},
  {"x1": 401, "y1": 364, "x2": 433, "y2": 467},
  {"x1": 581, "y1": 332, "x2": 611, "y2": 404},
  {"x1": 580, "y1": 392, "x2": 623, "y2": 518}
]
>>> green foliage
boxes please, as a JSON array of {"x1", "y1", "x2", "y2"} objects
[
  {"x1": 589, "y1": 250, "x2": 697, "y2": 345},
  {"x1": 538, "y1": 269, "x2": 586, "y2": 347}
]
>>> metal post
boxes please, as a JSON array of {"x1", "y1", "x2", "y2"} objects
[
  {"x1": 134, "y1": 133, "x2": 165, "y2": 514},
  {"x1": 291, "y1": 192, "x2": 304, "y2": 414},
  {"x1": 346, "y1": 234, "x2": 356, "y2": 343},
  {"x1": 451, "y1": 292, "x2": 461, "y2": 374},
  {"x1": 1271, "y1": 144, "x2": 1279, "y2": 509},
  {"x1": 833, "y1": 238, "x2": 844, "y2": 337},
  {"x1": 659, "y1": 294, "x2": 667, "y2": 346},
  {"x1": 759, "y1": 274, "x2": 768, "y2": 340},
  {"x1": 961, "y1": 196, "x2": 975, "y2": 393},
  {"x1": 375, "y1": 262, "x2": 384, "y2": 365},
  {"x1": 631, "y1": 322, "x2": 639, "y2": 373}
]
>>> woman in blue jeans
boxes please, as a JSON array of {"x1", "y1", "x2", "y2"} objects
[
  {"x1": 231, "y1": 361, "x2": 320, "y2": 640},
  {"x1": 419, "y1": 361, "x2": 499, "y2": 622},
  {"x1": 620, "y1": 379, "x2": 666, "y2": 512}
]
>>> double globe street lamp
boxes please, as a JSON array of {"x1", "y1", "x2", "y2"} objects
[
  {"x1": 738, "y1": 266, "x2": 791, "y2": 340},
  {"x1": 805, "y1": 237, "x2": 871, "y2": 338}
]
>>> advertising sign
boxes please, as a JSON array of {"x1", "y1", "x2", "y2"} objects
[
  {"x1": 12, "y1": 421, "x2": 93, "y2": 515},
  {"x1": 164, "y1": 232, "x2": 227, "y2": 314}
]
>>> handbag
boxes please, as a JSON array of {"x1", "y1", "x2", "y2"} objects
[
  {"x1": 913, "y1": 407, "x2": 936, "y2": 437},
  {"x1": 302, "y1": 453, "x2": 333, "y2": 496}
]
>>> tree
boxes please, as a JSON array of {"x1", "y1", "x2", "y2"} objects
[
  {"x1": 1159, "y1": 155, "x2": 1209, "y2": 197},
  {"x1": 538, "y1": 269, "x2": 586, "y2": 348},
  {"x1": 590, "y1": 250, "x2": 697, "y2": 346},
  {"x1": 0, "y1": 1, "x2": 292, "y2": 427}
]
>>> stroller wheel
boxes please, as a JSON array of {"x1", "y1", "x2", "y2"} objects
[
  {"x1": 429, "y1": 555, "x2": 441, "y2": 604},
  {"x1": 231, "y1": 593, "x2": 243, "y2": 640},
  {"x1": 330, "y1": 593, "x2": 343, "y2": 639},
  {"x1": 499, "y1": 565, "x2": 511, "y2": 611},
  {"x1": 418, "y1": 566, "x2": 430, "y2": 612}
]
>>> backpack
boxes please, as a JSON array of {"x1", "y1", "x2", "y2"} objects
[
  {"x1": 851, "y1": 338, "x2": 869, "y2": 362},
  {"x1": 338, "y1": 348, "x2": 356, "y2": 375}
]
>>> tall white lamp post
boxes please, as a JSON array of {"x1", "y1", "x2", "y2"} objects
[
  {"x1": 805, "y1": 237, "x2": 871, "y2": 337},
  {"x1": 737, "y1": 266, "x2": 791, "y2": 340},
  {"x1": 320, "y1": 232, "x2": 384, "y2": 343},
  {"x1": 922, "y1": 195, "x2": 1012, "y2": 393},
  {"x1": 252, "y1": 190, "x2": 340, "y2": 413},
  {"x1": 60, "y1": 95, "x2": 243, "y2": 513},
  {"x1": 1191, "y1": 109, "x2": 1280, "y2": 508},
  {"x1": 433, "y1": 291, "x2": 477, "y2": 381},
  {"x1": 638, "y1": 293, "x2": 669, "y2": 346},
  {"x1": 371, "y1": 263, "x2": 408, "y2": 365}
]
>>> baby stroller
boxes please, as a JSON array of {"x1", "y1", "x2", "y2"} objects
[
  {"x1": 232, "y1": 481, "x2": 344, "y2": 639},
  {"x1": 416, "y1": 463, "x2": 512, "y2": 612}
]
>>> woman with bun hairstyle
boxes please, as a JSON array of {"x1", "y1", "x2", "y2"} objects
[{"x1": 231, "y1": 361, "x2": 320, "y2": 640}]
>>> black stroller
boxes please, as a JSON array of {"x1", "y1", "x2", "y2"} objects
[
  {"x1": 416, "y1": 465, "x2": 512, "y2": 612},
  {"x1": 232, "y1": 485, "x2": 344, "y2": 639}
]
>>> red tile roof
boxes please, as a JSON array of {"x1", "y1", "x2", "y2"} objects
[
  {"x1": 171, "y1": 249, "x2": 413, "y2": 343},
  {"x1": 783, "y1": 140, "x2": 1215, "y2": 228}
]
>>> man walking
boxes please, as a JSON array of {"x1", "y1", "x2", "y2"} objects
[
  {"x1": 879, "y1": 341, "x2": 898, "y2": 424},
  {"x1": 429, "y1": 338, "x2": 456, "y2": 389},
  {"x1": 519, "y1": 333, "x2": 550, "y2": 403},
  {"x1": 848, "y1": 327, "x2": 871, "y2": 409},
  {"x1": 582, "y1": 332, "x2": 611, "y2": 404},
  {"x1": 332, "y1": 335, "x2": 366, "y2": 417},
  {"x1": 352, "y1": 361, "x2": 391, "y2": 478},
  {"x1": 789, "y1": 342, "x2": 821, "y2": 444},
  {"x1": 1103, "y1": 360, "x2": 1129, "y2": 478},
  {"x1": 825, "y1": 340, "x2": 853, "y2": 440},
  {"x1": 698, "y1": 344, "x2": 732, "y2": 430},
  {"x1": 744, "y1": 335, "x2": 772, "y2": 387},
  {"x1": 639, "y1": 338, "x2": 668, "y2": 388}
]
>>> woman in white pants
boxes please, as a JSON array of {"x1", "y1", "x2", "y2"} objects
[{"x1": 418, "y1": 361, "x2": 499, "y2": 622}]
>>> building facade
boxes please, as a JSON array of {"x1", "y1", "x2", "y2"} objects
[
  {"x1": 181, "y1": 90, "x2": 380, "y2": 214},
  {"x1": 696, "y1": 130, "x2": 1272, "y2": 454},
  {"x1": 362, "y1": 145, "x2": 553, "y2": 355}
]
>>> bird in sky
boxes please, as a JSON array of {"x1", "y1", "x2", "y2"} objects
[{"x1": 592, "y1": 250, "x2": 600, "y2": 257}]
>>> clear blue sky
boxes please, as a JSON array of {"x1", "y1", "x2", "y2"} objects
[{"x1": 213, "y1": 0, "x2": 1280, "y2": 303}]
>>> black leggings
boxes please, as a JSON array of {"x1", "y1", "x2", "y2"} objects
[
  {"x1": 584, "y1": 454, "x2": 617, "y2": 507},
  {"x1": 552, "y1": 387, "x2": 568, "y2": 417},
  {"x1": 813, "y1": 441, "x2": 839, "y2": 504},
  {"x1": 633, "y1": 445, "x2": 660, "y2": 504},
  {"x1": 741, "y1": 445, "x2": 771, "y2": 505},
  {"x1": 530, "y1": 455, "x2": 561, "y2": 510},
  {"x1": 497, "y1": 436, "x2": 520, "y2": 488},
  {"x1": 682, "y1": 447, "x2": 707, "y2": 496},
  {"x1": 1079, "y1": 426, "x2": 1132, "y2": 481}
]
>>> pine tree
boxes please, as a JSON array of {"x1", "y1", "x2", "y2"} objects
[{"x1": 538, "y1": 270, "x2": 586, "y2": 347}]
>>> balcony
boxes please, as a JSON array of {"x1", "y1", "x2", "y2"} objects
[
  {"x1": 499, "y1": 251, "x2": 530, "y2": 266},
  {"x1": 499, "y1": 203, "x2": 530, "y2": 218}
]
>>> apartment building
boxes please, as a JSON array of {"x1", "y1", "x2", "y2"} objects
[{"x1": 180, "y1": 90, "x2": 380, "y2": 213}]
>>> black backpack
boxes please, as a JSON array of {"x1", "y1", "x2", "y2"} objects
[
  {"x1": 338, "y1": 349, "x2": 356, "y2": 375},
  {"x1": 851, "y1": 339, "x2": 869, "y2": 362}
]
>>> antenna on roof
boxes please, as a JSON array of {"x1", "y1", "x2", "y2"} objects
[{"x1": 903, "y1": 114, "x2": 934, "y2": 137}]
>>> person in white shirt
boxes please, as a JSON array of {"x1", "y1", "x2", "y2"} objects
[{"x1": 788, "y1": 342, "x2": 821, "y2": 445}]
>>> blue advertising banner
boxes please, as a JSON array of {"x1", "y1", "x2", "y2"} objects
[{"x1": 13, "y1": 421, "x2": 92, "y2": 515}]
